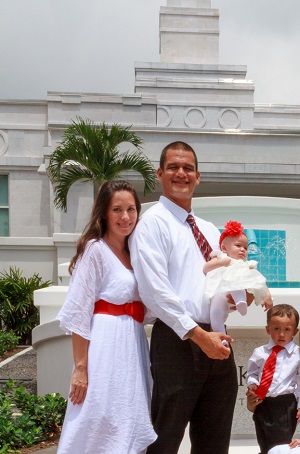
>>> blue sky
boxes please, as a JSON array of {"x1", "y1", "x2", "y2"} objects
[{"x1": 1, "y1": 0, "x2": 299, "y2": 105}]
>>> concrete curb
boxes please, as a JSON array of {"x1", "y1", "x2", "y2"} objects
[
  {"x1": 0, "y1": 346, "x2": 33, "y2": 368},
  {"x1": 33, "y1": 448, "x2": 57, "y2": 454}
]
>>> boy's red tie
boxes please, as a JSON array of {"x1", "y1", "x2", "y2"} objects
[{"x1": 255, "y1": 345, "x2": 284, "y2": 399}]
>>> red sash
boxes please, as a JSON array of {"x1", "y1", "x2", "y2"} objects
[{"x1": 94, "y1": 299, "x2": 144, "y2": 323}]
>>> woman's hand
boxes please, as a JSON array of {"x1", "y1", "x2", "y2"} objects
[
  {"x1": 227, "y1": 291, "x2": 254, "y2": 311},
  {"x1": 70, "y1": 333, "x2": 89, "y2": 405},
  {"x1": 69, "y1": 365, "x2": 88, "y2": 405}
]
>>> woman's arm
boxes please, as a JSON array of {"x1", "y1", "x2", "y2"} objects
[{"x1": 69, "y1": 333, "x2": 89, "y2": 405}]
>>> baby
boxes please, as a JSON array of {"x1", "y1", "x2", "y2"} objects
[{"x1": 203, "y1": 220, "x2": 273, "y2": 335}]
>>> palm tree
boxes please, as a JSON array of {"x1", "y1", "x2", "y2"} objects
[{"x1": 47, "y1": 117, "x2": 157, "y2": 211}]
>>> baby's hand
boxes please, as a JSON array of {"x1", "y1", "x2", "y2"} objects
[
  {"x1": 219, "y1": 256, "x2": 231, "y2": 267},
  {"x1": 262, "y1": 298, "x2": 273, "y2": 310},
  {"x1": 261, "y1": 301, "x2": 273, "y2": 311},
  {"x1": 261, "y1": 293, "x2": 273, "y2": 311}
]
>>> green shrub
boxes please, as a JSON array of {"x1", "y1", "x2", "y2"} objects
[
  {"x1": 0, "y1": 380, "x2": 66, "y2": 452},
  {"x1": 0, "y1": 331, "x2": 20, "y2": 357},
  {"x1": 0, "y1": 267, "x2": 52, "y2": 345}
]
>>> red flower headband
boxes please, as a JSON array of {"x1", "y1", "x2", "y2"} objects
[{"x1": 219, "y1": 220, "x2": 246, "y2": 247}]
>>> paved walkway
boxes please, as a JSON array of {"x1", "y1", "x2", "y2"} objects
[
  {"x1": 179, "y1": 435, "x2": 259, "y2": 454},
  {"x1": 33, "y1": 438, "x2": 260, "y2": 454}
]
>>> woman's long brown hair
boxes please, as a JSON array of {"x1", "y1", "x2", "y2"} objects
[{"x1": 69, "y1": 180, "x2": 141, "y2": 274}]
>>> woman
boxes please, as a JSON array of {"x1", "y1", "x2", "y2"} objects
[{"x1": 56, "y1": 180, "x2": 156, "y2": 454}]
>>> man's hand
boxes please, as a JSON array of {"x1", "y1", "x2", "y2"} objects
[
  {"x1": 187, "y1": 326, "x2": 233, "y2": 359},
  {"x1": 227, "y1": 291, "x2": 254, "y2": 311}
]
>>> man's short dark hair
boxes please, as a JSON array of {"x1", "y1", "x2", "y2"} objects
[{"x1": 160, "y1": 141, "x2": 198, "y2": 171}]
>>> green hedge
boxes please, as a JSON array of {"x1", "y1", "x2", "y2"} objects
[
  {"x1": 0, "y1": 267, "x2": 52, "y2": 345},
  {"x1": 0, "y1": 331, "x2": 19, "y2": 357},
  {"x1": 0, "y1": 380, "x2": 66, "y2": 452}
]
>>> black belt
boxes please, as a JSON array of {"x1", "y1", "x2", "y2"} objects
[
  {"x1": 156, "y1": 319, "x2": 211, "y2": 332},
  {"x1": 264, "y1": 393, "x2": 296, "y2": 402}
]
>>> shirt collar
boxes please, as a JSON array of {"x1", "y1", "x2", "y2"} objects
[
  {"x1": 267, "y1": 339, "x2": 296, "y2": 354},
  {"x1": 159, "y1": 195, "x2": 192, "y2": 224}
]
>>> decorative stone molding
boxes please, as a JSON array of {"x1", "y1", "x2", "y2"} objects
[
  {"x1": 184, "y1": 107, "x2": 207, "y2": 128},
  {"x1": 157, "y1": 106, "x2": 172, "y2": 127},
  {"x1": 0, "y1": 130, "x2": 8, "y2": 156},
  {"x1": 218, "y1": 108, "x2": 241, "y2": 129}
]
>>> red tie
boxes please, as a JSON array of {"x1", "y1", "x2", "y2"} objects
[
  {"x1": 255, "y1": 345, "x2": 284, "y2": 399},
  {"x1": 186, "y1": 214, "x2": 212, "y2": 262}
]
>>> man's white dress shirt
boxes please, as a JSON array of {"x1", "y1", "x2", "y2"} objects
[{"x1": 129, "y1": 196, "x2": 220, "y2": 339}]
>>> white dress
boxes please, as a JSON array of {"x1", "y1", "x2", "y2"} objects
[
  {"x1": 204, "y1": 252, "x2": 267, "y2": 305},
  {"x1": 56, "y1": 239, "x2": 156, "y2": 454}
]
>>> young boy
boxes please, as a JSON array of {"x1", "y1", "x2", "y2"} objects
[{"x1": 247, "y1": 304, "x2": 300, "y2": 454}]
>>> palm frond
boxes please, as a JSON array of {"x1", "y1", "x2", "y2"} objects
[
  {"x1": 51, "y1": 164, "x2": 97, "y2": 211},
  {"x1": 106, "y1": 123, "x2": 143, "y2": 150},
  {"x1": 47, "y1": 117, "x2": 155, "y2": 211},
  {"x1": 111, "y1": 151, "x2": 157, "y2": 194}
]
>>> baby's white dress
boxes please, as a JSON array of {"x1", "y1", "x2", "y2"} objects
[
  {"x1": 204, "y1": 252, "x2": 267, "y2": 305},
  {"x1": 56, "y1": 239, "x2": 156, "y2": 454}
]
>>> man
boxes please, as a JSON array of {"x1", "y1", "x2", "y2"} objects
[{"x1": 130, "y1": 141, "x2": 238, "y2": 453}]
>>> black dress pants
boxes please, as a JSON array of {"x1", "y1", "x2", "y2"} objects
[
  {"x1": 253, "y1": 393, "x2": 297, "y2": 454},
  {"x1": 147, "y1": 320, "x2": 238, "y2": 454}
]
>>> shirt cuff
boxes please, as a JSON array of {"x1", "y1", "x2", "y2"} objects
[{"x1": 174, "y1": 316, "x2": 199, "y2": 340}]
